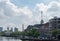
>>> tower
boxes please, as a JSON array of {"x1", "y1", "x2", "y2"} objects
[
  {"x1": 7, "y1": 27, "x2": 9, "y2": 31},
  {"x1": 40, "y1": 11, "x2": 44, "y2": 36},
  {"x1": 22, "y1": 24, "x2": 24, "y2": 31},
  {"x1": 40, "y1": 11, "x2": 44, "y2": 24},
  {"x1": 14, "y1": 27, "x2": 18, "y2": 32},
  {"x1": 10, "y1": 27, "x2": 13, "y2": 32}
]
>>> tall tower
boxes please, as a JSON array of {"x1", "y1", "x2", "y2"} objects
[
  {"x1": 40, "y1": 11, "x2": 44, "y2": 24},
  {"x1": 10, "y1": 27, "x2": 13, "y2": 32},
  {"x1": 22, "y1": 24, "x2": 24, "y2": 31},
  {"x1": 7, "y1": 27, "x2": 9, "y2": 31},
  {"x1": 14, "y1": 27, "x2": 18, "y2": 32}
]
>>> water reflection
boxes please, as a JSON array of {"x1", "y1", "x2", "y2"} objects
[{"x1": 0, "y1": 36, "x2": 21, "y2": 41}]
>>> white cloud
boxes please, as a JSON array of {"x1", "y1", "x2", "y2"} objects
[
  {"x1": 5, "y1": 23, "x2": 16, "y2": 27},
  {"x1": 0, "y1": 0, "x2": 60, "y2": 30},
  {"x1": 0, "y1": 8, "x2": 9, "y2": 21},
  {"x1": 20, "y1": 6, "x2": 33, "y2": 18},
  {"x1": 0, "y1": 0, "x2": 33, "y2": 30},
  {"x1": 0, "y1": 0, "x2": 33, "y2": 17},
  {"x1": 35, "y1": 1, "x2": 60, "y2": 23},
  {"x1": 36, "y1": 3, "x2": 48, "y2": 12},
  {"x1": 0, "y1": 0, "x2": 10, "y2": 2}
]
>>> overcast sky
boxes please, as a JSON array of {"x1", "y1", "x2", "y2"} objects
[{"x1": 0, "y1": 0, "x2": 60, "y2": 31}]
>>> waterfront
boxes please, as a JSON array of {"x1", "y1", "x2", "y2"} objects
[{"x1": 0, "y1": 36, "x2": 21, "y2": 41}]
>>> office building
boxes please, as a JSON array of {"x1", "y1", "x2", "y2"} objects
[
  {"x1": 0, "y1": 27, "x2": 3, "y2": 32},
  {"x1": 14, "y1": 27, "x2": 18, "y2": 32}
]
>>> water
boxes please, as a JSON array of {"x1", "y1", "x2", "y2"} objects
[{"x1": 0, "y1": 36, "x2": 21, "y2": 41}]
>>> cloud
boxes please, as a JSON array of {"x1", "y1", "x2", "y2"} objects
[
  {"x1": 0, "y1": 0, "x2": 60, "y2": 30},
  {"x1": 0, "y1": 0, "x2": 33, "y2": 17},
  {"x1": 20, "y1": 6, "x2": 33, "y2": 18},
  {"x1": 35, "y1": 3, "x2": 48, "y2": 12},
  {"x1": 0, "y1": 8, "x2": 9, "y2": 22},
  {"x1": 0, "y1": 0, "x2": 33, "y2": 30},
  {"x1": 35, "y1": 1, "x2": 60, "y2": 23},
  {"x1": 48, "y1": 1, "x2": 60, "y2": 12}
]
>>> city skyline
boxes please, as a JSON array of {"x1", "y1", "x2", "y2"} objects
[{"x1": 0, "y1": 0, "x2": 60, "y2": 31}]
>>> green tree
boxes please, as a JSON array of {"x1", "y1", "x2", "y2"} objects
[
  {"x1": 21, "y1": 31, "x2": 26, "y2": 38},
  {"x1": 10, "y1": 31, "x2": 22, "y2": 37},
  {"x1": 27, "y1": 28, "x2": 40, "y2": 38},
  {"x1": 52, "y1": 29, "x2": 58, "y2": 37},
  {"x1": 10, "y1": 32, "x2": 16, "y2": 37}
]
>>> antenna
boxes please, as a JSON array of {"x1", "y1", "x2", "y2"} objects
[{"x1": 41, "y1": 11, "x2": 44, "y2": 24}]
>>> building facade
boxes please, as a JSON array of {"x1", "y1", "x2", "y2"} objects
[
  {"x1": 25, "y1": 16, "x2": 60, "y2": 39},
  {"x1": 49, "y1": 17, "x2": 60, "y2": 30},
  {"x1": 14, "y1": 27, "x2": 18, "y2": 32},
  {"x1": 0, "y1": 27, "x2": 3, "y2": 32}
]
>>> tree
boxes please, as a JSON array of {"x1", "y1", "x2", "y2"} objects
[
  {"x1": 10, "y1": 31, "x2": 22, "y2": 37},
  {"x1": 51, "y1": 29, "x2": 58, "y2": 37},
  {"x1": 27, "y1": 28, "x2": 40, "y2": 38},
  {"x1": 21, "y1": 31, "x2": 26, "y2": 38}
]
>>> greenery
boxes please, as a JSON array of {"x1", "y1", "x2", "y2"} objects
[
  {"x1": 51, "y1": 29, "x2": 58, "y2": 37},
  {"x1": 21, "y1": 31, "x2": 26, "y2": 38},
  {"x1": 0, "y1": 32, "x2": 4, "y2": 36},
  {"x1": 0, "y1": 30, "x2": 22, "y2": 37},
  {"x1": 21, "y1": 31, "x2": 26, "y2": 36},
  {"x1": 0, "y1": 28, "x2": 40, "y2": 38},
  {"x1": 27, "y1": 28, "x2": 40, "y2": 38},
  {"x1": 10, "y1": 31, "x2": 22, "y2": 37}
]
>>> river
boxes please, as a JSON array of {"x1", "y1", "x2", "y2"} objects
[{"x1": 0, "y1": 36, "x2": 22, "y2": 41}]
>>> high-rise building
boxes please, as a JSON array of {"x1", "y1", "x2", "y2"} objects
[
  {"x1": 5, "y1": 27, "x2": 10, "y2": 36},
  {"x1": 0, "y1": 27, "x2": 3, "y2": 32},
  {"x1": 14, "y1": 27, "x2": 18, "y2": 32},
  {"x1": 49, "y1": 16, "x2": 60, "y2": 30},
  {"x1": 22, "y1": 24, "x2": 24, "y2": 31},
  {"x1": 10, "y1": 27, "x2": 13, "y2": 32},
  {"x1": 7, "y1": 27, "x2": 9, "y2": 31}
]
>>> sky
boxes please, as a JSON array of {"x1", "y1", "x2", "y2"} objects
[{"x1": 0, "y1": 0, "x2": 60, "y2": 31}]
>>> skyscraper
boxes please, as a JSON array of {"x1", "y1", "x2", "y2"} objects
[
  {"x1": 0, "y1": 27, "x2": 3, "y2": 32},
  {"x1": 7, "y1": 27, "x2": 9, "y2": 31},
  {"x1": 14, "y1": 27, "x2": 18, "y2": 32},
  {"x1": 10, "y1": 27, "x2": 13, "y2": 32},
  {"x1": 22, "y1": 24, "x2": 24, "y2": 31}
]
